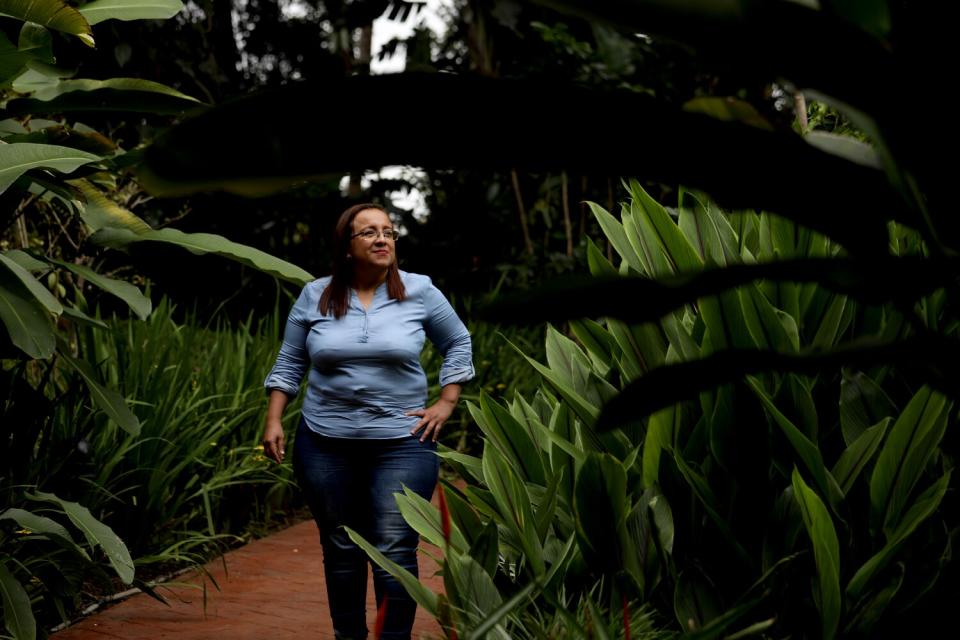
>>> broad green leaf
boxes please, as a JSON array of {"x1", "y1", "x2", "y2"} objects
[
  {"x1": 0, "y1": 508, "x2": 89, "y2": 560},
  {"x1": 72, "y1": 179, "x2": 152, "y2": 233},
  {"x1": 24, "y1": 77, "x2": 201, "y2": 104},
  {"x1": 573, "y1": 453, "x2": 631, "y2": 576},
  {"x1": 26, "y1": 491, "x2": 134, "y2": 583},
  {"x1": 674, "y1": 565, "x2": 723, "y2": 633},
  {"x1": 0, "y1": 253, "x2": 61, "y2": 314},
  {"x1": 0, "y1": 143, "x2": 100, "y2": 194},
  {"x1": 699, "y1": 288, "x2": 755, "y2": 352},
  {"x1": 747, "y1": 377, "x2": 839, "y2": 508},
  {"x1": 466, "y1": 580, "x2": 538, "y2": 640},
  {"x1": 2, "y1": 249, "x2": 47, "y2": 272},
  {"x1": 482, "y1": 444, "x2": 545, "y2": 575},
  {"x1": 395, "y1": 487, "x2": 468, "y2": 553},
  {"x1": 90, "y1": 227, "x2": 314, "y2": 286},
  {"x1": 678, "y1": 188, "x2": 726, "y2": 265},
  {"x1": 584, "y1": 235, "x2": 619, "y2": 278},
  {"x1": 811, "y1": 294, "x2": 848, "y2": 349},
  {"x1": 839, "y1": 370, "x2": 896, "y2": 446},
  {"x1": 344, "y1": 526, "x2": 438, "y2": 615},
  {"x1": 59, "y1": 350, "x2": 141, "y2": 435},
  {"x1": 0, "y1": 561, "x2": 35, "y2": 640},
  {"x1": 792, "y1": 469, "x2": 841, "y2": 640},
  {"x1": 628, "y1": 178, "x2": 703, "y2": 274},
  {"x1": 848, "y1": 471, "x2": 951, "y2": 601},
  {"x1": 474, "y1": 393, "x2": 545, "y2": 485},
  {"x1": 0, "y1": 0, "x2": 94, "y2": 46},
  {"x1": 870, "y1": 387, "x2": 949, "y2": 536},
  {"x1": 467, "y1": 520, "x2": 499, "y2": 579},
  {"x1": 435, "y1": 449, "x2": 483, "y2": 485},
  {"x1": 672, "y1": 454, "x2": 750, "y2": 566},
  {"x1": 832, "y1": 418, "x2": 889, "y2": 496},
  {"x1": 0, "y1": 269, "x2": 55, "y2": 358},
  {"x1": 588, "y1": 201, "x2": 645, "y2": 275},
  {"x1": 805, "y1": 131, "x2": 880, "y2": 169},
  {"x1": 79, "y1": 0, "x2": 184, "y2": 25},
  {"x1": 739, "y1": 284, "x2": 795, "y2": 352},
  {"x1": 61, "y1": 304, "x2": 109, "y2": 329},
  {"x1": 49, "y1": 259, "x2": 151, "y2": 320},
  {"x1": 683, "y1": 96, "x2": 774, "y2": 131},
  {"x1": 643, "y1": 405, "x2": 673, "y2": 488},
  {"x1": 448, "y1": 550, "x2": 503, "y2": 626},
  {"x1": 1, "y1": 31, "x2": 28, "y2": 85},
  {"x1": 507, "y1": 337, "x2": 599, "y2": 428}
]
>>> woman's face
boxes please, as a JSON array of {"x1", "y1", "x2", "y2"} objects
[{"x1": 348, "y1": 208, "x2": 396, "y2": 270}]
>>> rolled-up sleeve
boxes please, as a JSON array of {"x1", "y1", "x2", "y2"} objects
[
  {"x1": 422, "y1": 282, "x2": 475, "y2": 387},
  {"x1": 263, "y1": 285, "x2": 312, "y2": 397}
]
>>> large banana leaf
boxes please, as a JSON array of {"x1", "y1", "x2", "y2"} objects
[
  {"x1": 25, "y1": 491, "x2": 134, "y2": 583},
  {"x1": 0, "y1": 0, "x2": 93, "y2": 46},
  {"x1": 136, "y1": 73, "x2": 903, "y2": 255},
  {"x1": 792, "y1": 469, "x2": 841, "y2": 640},
  {"x1": 0, "y1": 267, "x2": 55, "y2": 359},
  {"x1": 0, "y1": 143, "x2": 100, "y2": 194},
  {"x1": 78, "y1": 0, "x2": 184, "y2": 25},
  {"x1": 4, "y1": 77, "x2": 206, "y2": 115},
  {"x1": 0, "y1": 561, "x2": 35, "y2": 640}
]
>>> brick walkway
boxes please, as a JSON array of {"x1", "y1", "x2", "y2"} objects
[{"x1": 53, "y1": 516, "x2": 445, "y2": 639}]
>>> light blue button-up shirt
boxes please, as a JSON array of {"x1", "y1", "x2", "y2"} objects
[{"x1": 264, "y1": 271, "x2": 475, "y2": 439}]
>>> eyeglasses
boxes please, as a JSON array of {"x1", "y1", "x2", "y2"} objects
[{"x1": 351, "y1": 228, "x2": 399, "y2": 241}]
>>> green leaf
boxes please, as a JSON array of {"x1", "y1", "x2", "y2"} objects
[
  {"x1": 848, "y1": 471, "x2": 951, "y2": 601},
  {"x1": 467, "y1": 520, "x2": 500, "y2": 579},
  {"x1": 79, "y1": 0, "x2": 184, "y2": 25},
  {"x1": 839, "y1": 370, "x2": 897, "y2": 446},
  {"x1": 0, "y1": 561, "x2": 36, "y2": 640},
  {"x1": 507, "y1": 336, "x2": 599, "y2": 428},
  {"x1": 642, "y1": 406, "x2": 673, "y2": 488},
  {"x1": 72, "y1": 179, "x2": 152, "y2": 233},
  {"x1": 468, "y1": 393, "x2": 545, "y2": 486},
  {"x1": 869, "y1": 387, "x2": 949, "y2": 536},
  {"x1": 832, "y1": 418, "x2": 889, "y2": 495},
  {"x1": 739, "y1": 284, "x2": 795, "y2": 352},
  {"x1": 90, "y1": 227, "x2": 314, "y2": 286},
  {"x1": 482, "y1": 444, "x2": 545, "y2": 575},
  {"x1": 344, "y1": 526, "x2": 438, "y2": 615},
  {"x1": 0, "y1": 508, "x2": 89, "y2": 560},
  {"x1": 435, "y1": 449, "x2": 484, "y2": 485},
  {"x1": 395, "y1": 486, "x2": 468, "y2": 554},
  {"x1": 0, "y1": 143, "x2": 100, "y2": 195},
  {"x1": 747, "y1": 377, "x2": 839, "y2": 508},
  {"x1": 792, "y1": 468, "x2": 841, "y2": 640},
  {"x1": 4, "y1": 77, "x2": 206, "y2": 115},
  {"x1": 48, "y1": 258, "x2": 151, "y2": 320},
  {"x1": 1, "y1": 250, "x2": 48, "y2": 273},
  {"x1": 25, "y1": 491, "x2": 134, "y2": 583},
  {"x1": 0, "y1": 253, "x2": 62, "y2": 314},
  {"x1": 0, "y1": 0, "x2": 94, "y2": 46},
  {"x1": 58, "y1": 349, "x2": 141, "y2": 435},
  {"x1": 61, "y1": 305, "x2": 109, "y2": 329},
  {"x1": 627, "y1": 178, "x2": 703, "y2": 275},
  {"x1": 573, "y1": 453, "x2": 630, "y2": 575},
  {"x1": 588, "y1": 201, "x2": 645, "y2": 275},
  {"x1": 24, "y1": 77, "x2": 200, "y2": 104},
  {"x1": 0, "y1": 268, "x2": 55, "y2": 359},
  {"x1": 805, "y1": 131, "x2": 880, "y2": 169},
  {"x1": 448, "y1": 550, "x2": 503, "y2": 625}
]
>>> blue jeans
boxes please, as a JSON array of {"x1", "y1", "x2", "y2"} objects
[{"x1": 292, "y1": 417, "x2": 439, "y2": 640}]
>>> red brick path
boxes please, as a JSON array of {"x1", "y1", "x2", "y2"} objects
[{"x1": 53, "y1": 517, "x2": 445, "y2": 639}]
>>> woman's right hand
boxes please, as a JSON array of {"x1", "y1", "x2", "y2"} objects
[{"x1": 262, "y1": 418, "x2": 286, "y2": 464}]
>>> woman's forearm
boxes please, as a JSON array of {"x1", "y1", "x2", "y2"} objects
[
  {"x1": 267, "y1": 389, "x2": 291, "y2": 421},
  {"x1": 439, "y1": 383, "x2": 462, "y2": 406}
]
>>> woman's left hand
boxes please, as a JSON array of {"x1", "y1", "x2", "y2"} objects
[{"x1": 407, "y1": 399, "x2": 456, "y2": 442}]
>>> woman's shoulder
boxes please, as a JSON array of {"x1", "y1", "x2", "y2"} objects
[{"x1": 399, "y1": 270, "x2": 435, "y2": 295}]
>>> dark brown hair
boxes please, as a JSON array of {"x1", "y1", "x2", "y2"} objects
[{"x1": 319, "y1": 203, "x2": 406, "y2": 318}]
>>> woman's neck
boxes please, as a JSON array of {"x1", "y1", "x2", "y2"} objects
[{"x1": 352, "y1": 266, "x2": 388, "y2": 292}]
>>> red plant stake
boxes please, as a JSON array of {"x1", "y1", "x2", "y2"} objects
[
  {"x1": 374, "y1": 596, "x2": 388, "y2": 639},
  {"x1": 622, "y1": 594, "x2": 631, "y2": 640},
  {"x1": 438, "y1": 484, "x2": 451, "y2": 547}
]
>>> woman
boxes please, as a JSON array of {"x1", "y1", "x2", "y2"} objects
[{"x1": 262, "y1": 203, "x2": 474, "y2": 639}]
